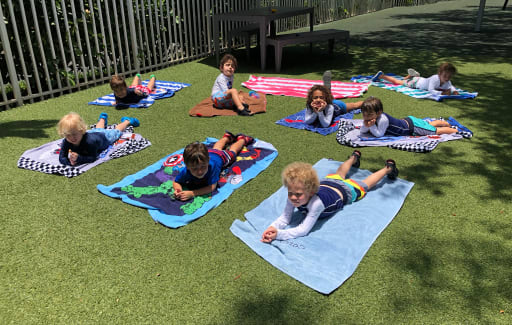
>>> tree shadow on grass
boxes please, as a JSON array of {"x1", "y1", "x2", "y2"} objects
[
  {"x1": 0, "y1": 119, "x2": 59, "y2": 139},
  {"x1": 389, "y1": 226, "x2": 512, "y2": 321}
]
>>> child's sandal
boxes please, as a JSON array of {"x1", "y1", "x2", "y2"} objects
[
  {"x1": 349, "y1": 150, "x2": 361, "y2": 168},
  {"x1": 98, "y1": 112, "x2": 108, "y2": 126},
  {"x1": 222, "y1": 130, "x2": 236, "y2": 144},
  {"x1": 385, "y1": 159, "x2": 399, "y2": 180}
]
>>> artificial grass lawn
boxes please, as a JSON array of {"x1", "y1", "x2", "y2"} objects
[{"x1": 2, "y1": 0, "x2": 512, "y2": 323}]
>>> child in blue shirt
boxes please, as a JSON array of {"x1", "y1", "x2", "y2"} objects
[
  {"x1": 172, "y1": 131, "x2": 254, "y2": 201},
  {"x1": 359, "y1": 97, "x2": 458, "y2": 137},
  {"x1": 305, "y1": 84, "x2": 363, "y2": 127},
  {"x1": 261, "y1": 152, "x2": 399, "y2": 242},
  {"x1": 110, "y1": 73, "x2": 156, "y2": 106},
  {"x1": 211, "y1": 54, "x2": 252, "y2": 116},
  {"x1": 57, "y1": 112, "x2": 140, "y2": 166}
]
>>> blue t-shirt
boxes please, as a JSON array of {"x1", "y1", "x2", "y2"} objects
[
  {"x1": 59, "y1": 132, "x2": 111, "y2": 166},
  {"x1": 174, "y1": 152, "x2": 224, "y2": 190}
]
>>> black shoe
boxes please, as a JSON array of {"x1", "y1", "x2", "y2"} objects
[
  {"x1": 385, "y1": 159, "x2": 399, "y2": 180},
  {"x1": 349, "y1": 150, "x2": 361, "y2": 168},
  {"x1": 237, "y1": 107, "x2": 253, "y2": 116},
  {"x1": 323, "y1": 70, "x2": 332, "y2": 90}
]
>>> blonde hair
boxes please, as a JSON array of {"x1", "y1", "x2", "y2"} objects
[
  {"x1": 282, "y1": 162, "x2": 319, "y2": 194},
  {"x1": 57, "y1": 112, "x2": 87, "y2": 137},
  {"x1": 110, "y1": 74, "x2": 127, "y2": 92}
]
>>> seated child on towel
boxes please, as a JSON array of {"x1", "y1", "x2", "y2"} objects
[
  {"x1": 305, "y1": 84, "x2": 363, "y2": 128},
  {"x1": 57, "y1": 112, "x2": 140, "y2": 166},
  {"x1": 261, "y1": 152, "x2": 399, "y2": 242},
  {"x1": 172, "y1": 131, "x2": 254, "y2": 201},
  {"x1": 360, "y1": 97, "x2": 458, "y2": 137},
  {"x1": 110, "y1": 73, "x2": 157, "y2": 105},
  {"x1": 371, "y1": 62, "x2": 460, "y2": 96}
]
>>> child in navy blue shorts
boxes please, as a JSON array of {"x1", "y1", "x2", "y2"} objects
[{"x1": 172, "y1": 131, "x2": 254, "y2": 201}]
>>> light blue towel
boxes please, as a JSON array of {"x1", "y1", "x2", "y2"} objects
[{"x1": 230, "y1": 158, "x2": 414, "y2": 294}]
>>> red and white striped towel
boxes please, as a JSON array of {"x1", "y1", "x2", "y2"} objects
[{"x1": 242, "y1": 75, "x2": 369, "y2": 98}]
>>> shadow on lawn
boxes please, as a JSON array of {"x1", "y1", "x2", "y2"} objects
[
  {"x1": 389, "y1": 226, "x2": 512, "y2": 320},
  {"x1": 0, "y1": 119, "x2": 59, "y2": 139}
]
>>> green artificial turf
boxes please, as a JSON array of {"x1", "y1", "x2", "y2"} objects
[{"x1": 1, "y1": 0, "x2": 511, "y2": 323}]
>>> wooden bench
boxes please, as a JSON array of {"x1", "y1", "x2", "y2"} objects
[
  {"x1": 266, "y1": 29, "x2": 350, "y2": 72},
  {"x1": 227, "y1": 24, "x2": 260, "y2": 60}
]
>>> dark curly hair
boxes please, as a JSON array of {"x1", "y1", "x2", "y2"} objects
[
  {"x1": 306, "y1": 85, "x2": 333, "y2": 108},
  {"x1": 219, "y1": 54, "x2": 238, "y2": 70}
]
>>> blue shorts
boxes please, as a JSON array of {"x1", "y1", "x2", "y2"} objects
[
  {"x1": 333, "y1": 100, "x2": 348, "y2": 115},
  {"x1": 88, "y1": 128, "x2": 122, "y2": 143},
  {"x1": 323, "y1": 174, "x2": 369, "y2": 204},
  {"x1": 408, "y1": 116, "x2": 436, "y2": 136},
  {"x1": 211, "y1": 91, "x2": 234, "y2": 109}
]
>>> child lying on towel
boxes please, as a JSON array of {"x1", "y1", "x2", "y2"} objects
[
  {"x1": 360, "y1": 97, "x2": 458, "y2": 137},
  {"x1": 110, "y1": 73, "x2": 156, "y2": 106},
  {"x1": 305, "y1": 84, "x2": 363, "y2": 128},
  {"x1": 57, "y1": 112, "x2": 140, "y2": 166},
  {"x1": 261, "y1": 152, "x2": 399, "y2": 242},
  {"x1": 371, "y1": 62, "x2": 459, "y2": 96},
  {"x1": 172, "y1": 131, "x2": 255, "y2": 201}
]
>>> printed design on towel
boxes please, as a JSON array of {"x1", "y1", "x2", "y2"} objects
[{"x1": 242, "y1": 75, "x2": 369, "y2": 98}]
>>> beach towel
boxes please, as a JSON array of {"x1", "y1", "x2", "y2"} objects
[
  {"x1": 230, "y1": 158, "x2": 414, "y2": 294},
  {"x1": 189, "y1": 91, "x2": 267, "y2": 117},
  {"x1": 88, "y1": 80, "x2": 190, "y2": 108},
  {"x1": 275, "y1": 108, "x2": 360, "y2": 135},
  {"x1": 97, "y1": 138, "x2": 278, "y2": 228},
  {"x1": 336, "y1": 117, "x2": 473, "y2": 153},
  {"x1": 351, "y1": 74, "x2": 477, "y2": 101},
  {"x1": 242, "y1": 75, "x2": 369, "y2": 99},
  {"x1": 17, "y1": 125, "x2": 151, "y2": 177}
]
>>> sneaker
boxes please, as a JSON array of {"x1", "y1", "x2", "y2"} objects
[
  {"x1": 236, "y1": 133, "x2": 255, "y2": 146},
  {"x1": 237, "y1": 107, "x2": 253, "y2": 116},
  {"x1": 121, "y1": 116, "x2": 140, "y2": 127},
  {"x1": 98, "y1": 112, "x2": 108, "y2": 126},
  {"x1": 323, "y1": 70, "x2": 332, "y2": 90},
  {"x1": 385, "y1": 159, "x2": 399, "y2": 180},
  {"x1": 136, "y1": 73, "x2": 141, "y2": 78},
  {"x1": 349, "y1": 150, "x2": 362, "y2": 168},
  {"x1": 407, "y1": 68, "x2": 420, "y2": 77},
  {"x1": 371, "y1": 71, "x2": 383, "y2": 82},
  {"x1": 222, "y1": 130, "x2": 236, "y2": 144}
]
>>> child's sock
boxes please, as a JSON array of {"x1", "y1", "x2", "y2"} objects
[
  {"x1": 150, "y1": 74, "x2": 155, "y2": 79},
  {"x1": 136, "y1": 73, "x2": 141, "y2": 78}
]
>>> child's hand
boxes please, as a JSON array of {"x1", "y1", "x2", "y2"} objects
[
  {"x1": 261, "y1": 226, "x2": 277, "y2": 243},
  {"x1": 441, "y1": 89, "x2": 452, "y2": 95},
  {"x1": 311, "y1": 99, "x2": 327, "y2": 112},
  {"x1": 364, "y1": 118, "x2": 376, "y2": 127},
  {"x1": 69, "y1": 152, "x2": 78, "y2": 165},
  {"x1": 452, "y1": 90, "x2": 459, "y2": 95},
  {"x1": 175, "y1": 190, "x2": 194, "y2": 201},
  {"x1": 134, "y1": 88, "x2": 143, "y2": 96}
]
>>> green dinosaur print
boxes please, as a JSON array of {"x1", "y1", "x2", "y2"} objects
[{"x1": 180, "y1": 195, "x2": 211, "y2": 214}]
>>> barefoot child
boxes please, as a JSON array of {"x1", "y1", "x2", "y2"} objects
[
  {"x1": 57, "y1": 112, "x2": 140, "y2": 166},
  {"x1": 360, "y1": 97, "x2": 458, "y2": 137},
  {"x1": 172, "y1": 131, "x2": 254, "y2": 201},
  {"x1": 371, "y1": 62, "x2": 460, "y2": 96},
  {"x1": 261, "y1": 152, "x2": 399, "y2": 242}
]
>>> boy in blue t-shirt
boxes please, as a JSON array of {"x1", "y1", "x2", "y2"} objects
[{"x1": 172, "y1": 131, "x2": 254, "y2": 201}]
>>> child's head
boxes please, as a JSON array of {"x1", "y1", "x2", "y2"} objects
[
  {"x1": 361, "y1": 96, "x2": 383, "y2": 126},
  {"x1": 110, "y1": 74, "x2": 128, "y2": 98},
  {"x1": 183, "y1": 142, "x2": 210, "y2": 179},
  {"x1": 219, "y1": 54, "x2": 237, "y2": 77},
  {"x1": 438, "y1": 62, "x2": 457, "y2": 84},
  {"x1": 282, "y1": 162, "x2": 319, "y2": 207},
  {"x1": 57, "y1": 112, "x2": 87, "y2": 145},
  {"x1": 306, "y1": 85, "x2": 333, "y2": 108}
]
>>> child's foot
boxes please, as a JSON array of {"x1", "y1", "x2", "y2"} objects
[
  {"x1": 136, "y1": 73, "x2": 141, "y2": 78},
  {"x1": 323, "y1": 70, "x2": 332, "y2": 90},
  {"x1": 236, "y1": 133, "x2": 254, "y2": 145},
  {"x1": 385, "y1": 159, "x2": 399, "y2": 180},
  {"x1": 237, "y1": 105, "x2": 253, "y2": 116},
  {"x1": 98, "y1": 112, "x2": 108, "y2": 126},
  {"x1": 349, "y1": 150, "x2": 361, "y2": 168},
  {"x1": 371, "y1": 71, "x2": 383, "y2": 82},
  {"x1": 407, "y1": 68, "x2": 420, "y2": 77},
  {"x1": 222, "y1": 130, "x2": 236, "y2": 144},
  {"x1": 121, "y1": 116, "x2": 140, "y2": 127},
  {"x1": 150, "y1": 74, "x2": 155, "y2": 79}
]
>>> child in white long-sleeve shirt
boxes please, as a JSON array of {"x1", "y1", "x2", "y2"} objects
[
  {"x1": 371, "y1": 62, "x2": 460, "y2": 96},
  {"x1": 261, "y1": 154, "x2": 399, "y2": 243}
]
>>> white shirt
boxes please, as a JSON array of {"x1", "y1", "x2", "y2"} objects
[{"x1": 416, "y1": 74, "x2": 457, "y2": 96}]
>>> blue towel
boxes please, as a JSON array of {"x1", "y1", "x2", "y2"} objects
[
  {"x1": 98, "y1": 138, "x2": 278, "y2": 228},
  {"x1": 88, "y1": 80, "x2": 190, "y2": 108},
  {"x1": 230, "y1": 158, "x2": 414, "y2": 294},
  {"x1": 275, "y1": 109, "x2": 359, "y2": 135},
  {"x1": 351, "y1": 73, "x2": 477, "y2": 102}
]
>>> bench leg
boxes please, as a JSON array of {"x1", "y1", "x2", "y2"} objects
[
  {"x1": 275, "y1": 45, "x2": 282, "y2": 73},
  {"x1": 244, "y1": 33, "x2": 251, "y2": 60},
  {"x1": 328, "y1": 39, "x2": 334, "y2": 54},
  {"x1": 345, "y1": 37, "x2": 349, "y2": 54}
]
